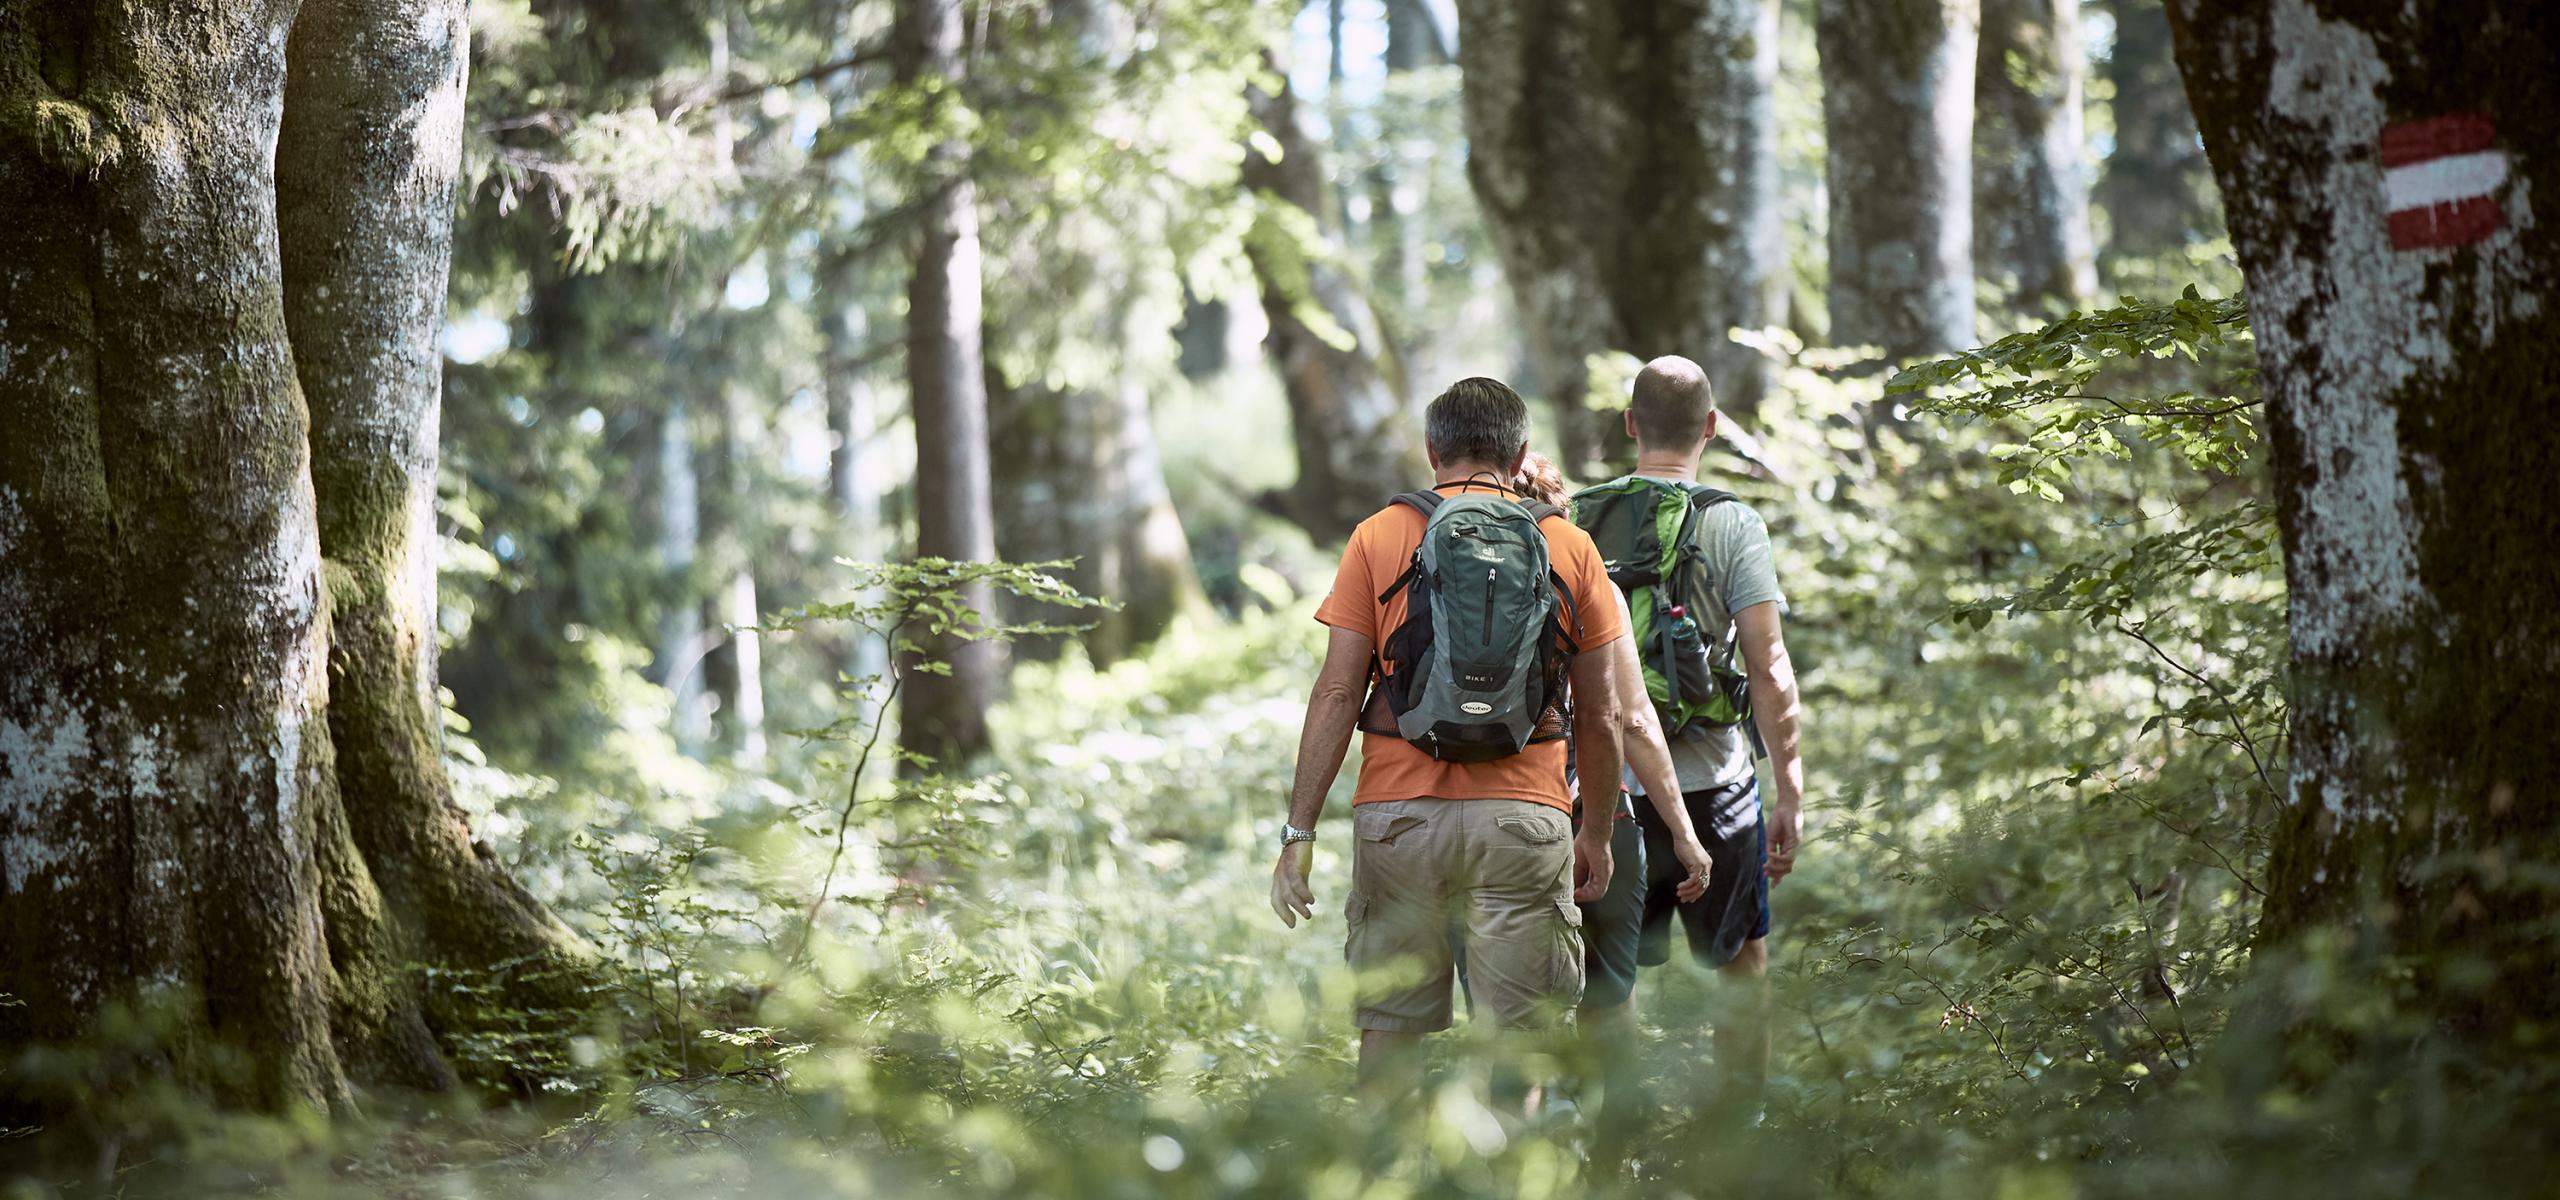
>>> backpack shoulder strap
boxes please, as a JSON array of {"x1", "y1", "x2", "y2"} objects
[
  {"x1": 1375, "y1": 491, "x2": 1442, "y2": 604},
  {"x1": 1682, "y1": 483, "x2": 1738, "y2": 509},
  {"x1": 1520, "y1": 499, "x2": 1564, "y2": 525}
]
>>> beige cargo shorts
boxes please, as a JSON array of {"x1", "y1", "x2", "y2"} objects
[{"x1": 1343, "y1": 797, "x2": 1585, "y2": 1032}]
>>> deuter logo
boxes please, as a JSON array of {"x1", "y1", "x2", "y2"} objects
[{"x1": 1459, "y1": 701, "x2": 1493, "y2": 715}]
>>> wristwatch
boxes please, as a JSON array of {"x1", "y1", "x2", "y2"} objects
[{"x1": 1280, "y1": 823, "x2": 1318, "y2": 848}]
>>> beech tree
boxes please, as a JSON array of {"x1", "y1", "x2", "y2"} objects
[
  {"x1": 1974, "y1": 0, "x2": 2097, "y2": 312},
  {"x1": 0, "y1": 0, "x2": 584, "y2": 1106},
  {"x1": 1456, "y1": 0, "x2": 1785, "y2": 470},
  {"x1": 1817, "y1": 0, "x2": 1980, "y2": 358},
  {"x1": 2167, "y1": 0, "x2": 2559, "y2": 1036},
  {"x1": 1243, "y1": 62, "x2": 1429, "y2": 538},
  {"x1": 896, "y1": 0, "x2": 1004, "y2": 765}
]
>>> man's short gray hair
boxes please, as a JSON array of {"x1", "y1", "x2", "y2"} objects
[{"x1": 1424, "y1": 377, "x2": 1530, "y2": 468}]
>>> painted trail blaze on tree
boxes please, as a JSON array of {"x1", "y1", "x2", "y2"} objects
[
  {"x1": 2167, "y1": 0, "x2": 2559, "y2": 1042},
  {"x1": 2381, "y1": 112, "x2": 2507, "y2": 248}
]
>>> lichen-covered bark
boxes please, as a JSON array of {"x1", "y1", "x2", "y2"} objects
[
  {"x1": 1242, "y1": 65, "x2": 1430, "y2": 538},
  {"x1": 2167, "y1": 0, "x2": 2560, "y2": 1038},
  {"x1": 990, "y1": 371, "x2": 1204, "y2": 664},
  {"x1": 1974, "y1": 0, "x2": 2097, "y2": 312},
  {"x1": 897, "y1": 0, "x2": 1002, "y2": 765},
  {"x1": 1456, "y1": 0, "x2": 1784, "y2": 472},
  {"x1": 1817, "y1": 0, "x2": 1980, "y2": 358},
  {"x1": 276, "y1": 0, "x2": 591, "y2": 1087},
  {"x1": 2096, "y1": 0, "x2": 2213, "y2": 267},
  {"x1": 0, "y1": 0, "x2": 353, "y2": 1108}
]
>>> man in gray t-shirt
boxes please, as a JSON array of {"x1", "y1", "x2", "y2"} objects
[
  {"x1": 1623, "y1": 498, "x2": 1787, "y2": 831},
  {"x1": 1575, "y1": 355, "x2": 1807, "y2": 1141}
]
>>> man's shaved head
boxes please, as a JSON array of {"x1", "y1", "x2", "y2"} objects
[{"x1": 1630, "y1": 355, "x2": 1716, "y2": 448}]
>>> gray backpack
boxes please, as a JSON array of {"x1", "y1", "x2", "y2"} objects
[{"x1": 1360, "y1": 486, "x2": 1581, "y2": 762}]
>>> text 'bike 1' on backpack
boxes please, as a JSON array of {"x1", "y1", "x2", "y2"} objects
[
  {"x1": 1568, "y1": 476, "x2": 1759, "y2": 750},
  {"x1": 1360, "y1": 485, "x2": 1582, "y2": 763}
]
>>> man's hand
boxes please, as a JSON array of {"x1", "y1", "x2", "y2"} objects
[
  {"x1": 1765, "y1": 797, "x2": 1802, "y2": 887},
  {"x1": 1270, "y1": 841, "x2": 1316, "y2": 928},
  {"x1": 1572, "y1": 827, "x2": 1613, "y2": 903},
  {"x1": 1671, "y1": 835, "x2": 1713, "y2": 903}
]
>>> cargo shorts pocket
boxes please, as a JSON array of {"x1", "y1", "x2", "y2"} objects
[
  {"x1": 1355, "y1": 808, "x2": 1427, "y2": 844},
  {"x1": 1551, "y1": 898, "x2": 1588, "y2": 1006},
  {"x1": 1493, "y1": 812, "x2": 1567, "y2": 846},
  {"x1": 1342, "y1": 891, "x2": 1370, "y2": 964}
]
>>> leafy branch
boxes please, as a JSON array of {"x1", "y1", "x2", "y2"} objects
[
  {"x1": 760, "y1": 558, "x2": 1108, "y2": 963},
  {"x1": 1892, "y1": 289, "x2": 2257, "y2": 499}
]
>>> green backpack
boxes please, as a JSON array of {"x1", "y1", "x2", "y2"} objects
[
  {"x1": 1362, "y1": 487, "x2": 1581, "y2": 762},
  {"x1": 1569, "y1": 476, "x2": 1754, "y2": 739}
]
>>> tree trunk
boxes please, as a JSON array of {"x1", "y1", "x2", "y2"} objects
[
  {"x1": 2095, "y1": 0, "x2": 2212, "y2": 269},
  {"x1": 275, "y1": 0, "x2": 588, "y2": 1088},
  {"x1": 1456, "y1": 0, "x2": 1785, "y2": 474},
  {"x1": 990, "y1": 370, "x2": 1203, "y2": 665},
  {"x1": 897, "y1": 0, "x2": 1001, "y2": 766},
  {"x1": 2166, "y1": 0, "x2": 2560, "y2": 1040},
  {"x1": 655, "y1": 398, "x2": 712, "y2": 755},
  {"x1": 1974, "y1": 0, "x2": 2097, "y2": 313},
  {"x1": 717, "y1": 384, "x2": 766, "y2": 768},
  {"x1": 1243, "y1": 63, "x2": 1430, "y2": 538},
  {"x1": 1817, "y1": 0, "x2": 1980, "y2": 359},
  {"x1": 0, "y1": 0, "x2": 356, "y2": 1110}
]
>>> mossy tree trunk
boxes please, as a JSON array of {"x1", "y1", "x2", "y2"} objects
[
  {"x1": 1817, "y1": 0, "x2": 1980, "y2": 359},
  {"x1": 1456, "y1": 0, "x2": 1785, "y2": 473},
  {"x1": 897, "y1": 0, "x2": 1002, "y2": 766},
  {"x1": 990, "y1": 368, "x2": 1203, "y2": 665},
  {"x1": 1, "y1": 0, "x2": 585, "y2": 1109},
  {"x1": 1974, "y1": 0, "x2": 2097, "y2": 313},
  {"x1": 1242, "y1": 61, "x2": 1429, "y2": 540},
  {"x1": 2166, "y1": 0, "x2": 2560, "y2": 1039}
]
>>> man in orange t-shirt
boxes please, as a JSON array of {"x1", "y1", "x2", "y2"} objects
[{"x1": 1266, "y1": 376, "x2": 1704, "y2": 1098}]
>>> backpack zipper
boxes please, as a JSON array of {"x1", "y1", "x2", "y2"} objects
[{"x1": 1483, "y1": 566, "x2": 1496, "y2": 644}]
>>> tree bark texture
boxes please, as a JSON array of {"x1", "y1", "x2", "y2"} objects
[
  {"x1": 1243, "y1": 65, "x2": 1430, "y2": 539},
  {"x1": 897, "y1": 0, "x2": 1001, "y2": 766},
  {"x1": 0, "y1": 0, "x2": 354, "y2": 1110},
  {"x1": 1457, "y1": 0, "x2": 1785, "y2": 472},
  {"x1": 1817, "y1": 0, "x2": 1980, "y2": 359},
  {"x1": 990, "y1": 371, "x2": 1204, "y2": 665},
  {"x1": 1974, "y1": 0, "x2": 2097, "y2": 313},
  {"x1": 277, "y1": 0, "x2": 588, "y2": 1088},
  {"x1": 2166, "y1": 0, "x2": 2560, "y2": 1039},
  {"x1": 2096, "y1": 0, "x2": 2213, "y2": 268},
  {"x1": 1, "y1": 0, "x2": 585, "y2": 1109}
]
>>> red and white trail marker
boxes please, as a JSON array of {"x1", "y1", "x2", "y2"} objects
[{"x1": 2382, "y1": 113, "x2": 2509, "y2": 250}]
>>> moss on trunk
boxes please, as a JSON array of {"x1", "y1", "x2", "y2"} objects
[
  {"x1": 2168, "y1": 0, "x2": 2560, "y2": 1040},
  {"x1": 1456, "y1": 0, "x2": 1786, "y2": 471}
]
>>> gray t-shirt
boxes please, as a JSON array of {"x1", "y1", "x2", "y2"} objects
[{"x1": 1622, "y1": 480, "x2": 1785, "y2": 812}]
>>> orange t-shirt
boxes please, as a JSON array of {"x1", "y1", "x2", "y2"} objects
[{"x1": 1312, "y1": 481, "x2": 1628, "y2": 813}]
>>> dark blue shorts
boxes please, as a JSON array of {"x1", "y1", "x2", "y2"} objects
[{"x1": 1617, "y1": 777, "x2": 1761, "y2": 982}]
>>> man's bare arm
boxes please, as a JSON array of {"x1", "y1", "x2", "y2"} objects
[
  {"x1": 1734, "y1": 601, "x2": 1805, "y2": 884},
  {"x1": 1272, "y1": 625, "x2": 1372, "y2": 928},
  {"x1": 1286, "y1": 625, "x2": 1373, "y2": 829},
  {"x1": 1563, "y1": 635, "x2": 1629, "y2": 902},
  {"x1": 1594, "y1": 627, "x2": 1713, "y2": 902}
]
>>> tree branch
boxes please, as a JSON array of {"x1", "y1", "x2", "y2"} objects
[{"x1": 715, "y1": 42, "x2": 895, "y2": 103}]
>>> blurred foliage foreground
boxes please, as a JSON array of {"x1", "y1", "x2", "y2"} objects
[{"x1": 9, "y1": 297, "x2": 2556, "y2": 1198}]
